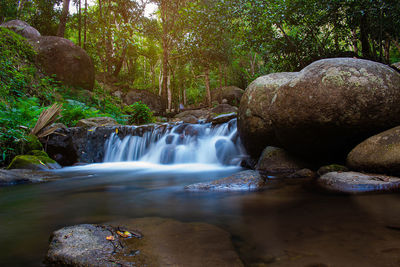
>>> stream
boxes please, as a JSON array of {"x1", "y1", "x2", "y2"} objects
[{"x1": 1, "y1": 120, "x2": 400, "y2": 266}]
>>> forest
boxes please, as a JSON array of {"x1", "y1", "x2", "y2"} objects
[{"x1": 1, "y1": 0, "x2": 400, "y2": 166}]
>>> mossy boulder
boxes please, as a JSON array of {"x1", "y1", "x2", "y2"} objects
[
  {"x1": 347, "y1": 126, "x2": 400, "y2": 176},
  {"x1": 7, "y1": 155, "x2": 61, "y2": 170},
  {"x1": 24, "y1": 135, "x2": 43, "y2": 152},
  {"x1": 270, "y1": 58, "x2": 400, "y2": 162},
  {"x1": 0, "y1": 20, "x2": 41, "y2": 40},
  {"x1": 238, "y1": 72, "x2": 299, "y2": 158},
  {"x1": 27, "y1": 150, "x2": 49, "y2": 158}
]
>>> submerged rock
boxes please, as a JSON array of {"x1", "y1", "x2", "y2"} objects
[
  {"x1": 0, "y1": 169, "x2": 60, "y2": 186},
  {"x1": 46, "y1": 217, "x2": 243, "y2": 267},
  {"x1": 256, "y1": 146, "x2": 307, "y2": 175},
  {"x1": 185, "y1": 170, "x2": 264, "y2": 191},
  {"x1": 316, "y1": 171, "x2": 400, "y2": 194},
  {"x1": 347, "y1": 126, "x2": 400, "y2": 176},
  {"x1": 7, "y1": 155, "x2": 61, "y2": 170}
]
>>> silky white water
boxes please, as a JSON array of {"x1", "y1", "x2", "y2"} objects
[{"x1": 102, "y1": 118, "x2": 245, "y2": 166}]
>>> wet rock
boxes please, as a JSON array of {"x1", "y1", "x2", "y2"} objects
[
  {"x1": 124, "y1": 89, "x2": 163, "y2": 115},
  {"x1": 316, "y1": 171, "x2": 400, "y2": 194},
  {"x1": 256, "y1": 146, "x2": 307, "y2": 175},
  {"x1": 46, "y1": 217, "x2": 244, "y2": 267},
  {"x1": 212, "y1": 86, "x2": 244, "y2": 106},
  {"x1": 238, "y1": 72, "x2": 299, "y2": 158},
  {"x1": 0, "y1": 20, "x2": 41, "y2": 40},
  {"x1": 76, "y1": 117, "x2": 119, "y2": 128},
  {"x1": 270, "y1": 58, "x2": 400, "y2": 162},
  {"x1": 34, "y1": 36, "x2": 95, "y2": 90},
  {"x1": 211, "y1": 104, "x2": 238, "y2": 114},
  {"x1": 0, "y1": 169, "x2": 60, "y2": 186},
  {"x1": 347, "y1": 126, "x2": 400, "y2": 176},
  {"x1": 209, "y1": 112, "x2": 237, "y2": 125},
  {"x1": 287, "y1": 168, "x2": 316, "y2": 179},
  {"x1": 317, "y1": 164, "x2": 349, "y2": 176},
  {"x1": 7, "y1": 155, "x2": 61, "y2": 170},
  {"x1": 185, "y1": 170, "x2": 264, "y2": 191}
]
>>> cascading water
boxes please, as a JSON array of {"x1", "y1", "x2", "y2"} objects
[{"x1": 103, "y1": 118, "x2": 245, "y2": 166}]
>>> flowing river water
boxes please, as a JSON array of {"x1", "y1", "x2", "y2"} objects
[{"x1": 1, "y1": 120, "x2": 400, "y2": 266}]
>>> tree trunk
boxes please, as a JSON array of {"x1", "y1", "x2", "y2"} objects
[
  {"x1": 351, "y1": 29, "x2": 358, "y2": 55},
  {"x1": 113, "y1": 47, "x2": 127, "y2": 78},
  {"x1": 78, "y1": 0, "x2": 81, "y2": 47},
  {"x1": 167, "y1": 74, "x2": 172, "y2": 111},
  {"x1": 360, "y1": 14, "x2": 371, "y2": 58},
  {"x1": 384, "y1": 39, "x2": 390, "y2": 64},
  {"x1": 57, "y1": 0, "x2": 71, "y2": 37},
  {"x1": 83, "y1": 0, "x2": 87, "y2": 49},
  {"x1": 204, "y1": 67, "x2": 211, "y2": 107},
  {"x1": 161, "y1": 1, "x2": 169, "y2": 111}
]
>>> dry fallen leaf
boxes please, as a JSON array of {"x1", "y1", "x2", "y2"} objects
[
  {"x1": 116, "y1": 230, "x2": 132, "y2": 238},
  {"x1": 106, "y1": 235, "x2": 115, "y2": 241}
]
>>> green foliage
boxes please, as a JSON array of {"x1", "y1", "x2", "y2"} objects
[{"x1": 124, "y1": 101, "x2": 154, "y2": 125}]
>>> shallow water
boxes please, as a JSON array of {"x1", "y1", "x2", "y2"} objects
[{"x1": 1, "y1": 162, "x2": 400, "y2": 266}]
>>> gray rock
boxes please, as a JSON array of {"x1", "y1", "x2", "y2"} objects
[
  {"x1": 34, "y1": 36, "x2": 95, "y2": 90},
  {"x1": 209, "y1": 112, "x2": 236, "y2": 125},
  {"x1": 46, "y1": 217, "x2": 244, "y2": 267},
  {"x1": 124, "y1": 89, "x2": 163, "y2": 115},
  {"x1": 238, "y1": 72, "x2": 299, "y2": 158},
  {"x1": 256, "y1": 146, "x2": 307, "y2": 175},
  {"x1": 0, "y1": 20, "x2": 41, "y2": 40},
  {"x1": 317, "y1": 164, "x2": 349, "y2": 176},
  {"x1": 270, "y1": 58, "x2": 400, "y2": 162},
  {"x1": 185, "y1": 170, "x2": 264, "y2": 191},
  {"x1": 317, "y1": 171, "x2": 400, "y2": 194},
  {"x1": 212, "y1": 86, "x2": 244, "y2": 107},
  {"x1": 76, "y1": 117, "x2": 119, "y2": 128},
  {"x1": 287, "y1": 168, "x2": 316, "y2": 179},
  {"x1": 211, "y1": 104, "x2": 238, "y2": 114},
  {"x1": 0, "y1": 169, "x2": 60, "y2": 186},
  {"x1": 347, "y1": 126, "x2": 400, "y2": 176},
  {"x1": 391, "y1": 62, "x2": 400, "y2": 71}
]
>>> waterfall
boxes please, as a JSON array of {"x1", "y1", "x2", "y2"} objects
[{"x1": 103, "y1": 118, "x2": 245, "y2": 166}]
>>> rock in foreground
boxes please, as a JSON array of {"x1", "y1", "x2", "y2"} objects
[
  {"x1": 317, "y1": 171, "x2": 400, "y2": 194},
  {"x1": 46, "y1": 217, "x2": 243, "y2": 267},
  {"x1": 347, "y1": 126, "x2": 400, "y2": 176},
  {"x1": 185, "y1": 170, "x2": 264, "y2": 191},
  {"x1": 0, "y1": 169, "x2": 60, "y2": 186}
]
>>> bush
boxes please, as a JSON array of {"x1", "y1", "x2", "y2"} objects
[{"x1": 124, "y1": 101, "x2": 154, "y2": 125}]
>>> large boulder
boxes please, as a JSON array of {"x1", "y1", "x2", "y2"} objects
[
  {"x1": 238, "y1": 72, "x2": 299, "y2": 158},
  {"x1": 34, "y1": 36, "x2": 95, "y2": 90},
  {"x1": 212, "y1": 86, "x2": 244, "y2": 106},
  {"x1": 270, "y1": 58, "x2": 400, "y2": 162},
  {"x1": 347, "y1": 126, "x2": 400, "y2": 176},
  {"x1": 0, "y1": 19, "x2": 41, "y2": 40},
  {"x1": 124, "y1": 89, "x2": 163, "y2": 114},
  {"x1": 46, "y1": 218, "x2": 244, "y2": 267}
]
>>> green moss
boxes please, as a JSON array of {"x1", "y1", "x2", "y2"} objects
[
  {"x1": 27, "y1": 150, "x2": 49, "y2": 158},
  {"x1": 7, "y1": 154, "x2": 56, "y2": 170},
  {"x1": 24, "y1": 134, "x2": 43, "y2": 152}
]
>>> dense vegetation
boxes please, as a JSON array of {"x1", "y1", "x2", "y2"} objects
[{"x1": 1, "y1": 0, "x2": 400, "y2": 166}]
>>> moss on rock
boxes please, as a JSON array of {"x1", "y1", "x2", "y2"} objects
[
  {"x1": 24, "y1": 135, "x2": 43, "y2": 152},
  {"x1": 27, "y1": 150, "x2": 49, "y2": 158},
  {"x1": 7, "y1": 155, "x2": 60, "y2": 170}
]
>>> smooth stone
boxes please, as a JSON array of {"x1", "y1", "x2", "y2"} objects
[
  {"x1": 209, "y1": 112, "x2": 237, "y2": 125},
  {"x1": 185, "y1": 170, "x2": 265, "y2": 192},
  {"x1": 76, "y1": 117, "x2": 119, "y2": 128},
  {"x1": 0, "y1": 169, "x2": 60, "y2": 186},
  {"x1": 317, "y1": 164, "x2": 349, "y2": 176},
  {"x1": 46, "y1": 217, "x2": 244, "y2": 267},
  {"x1": 317, "y1": 171, "x2": 400, "y2": 194}
]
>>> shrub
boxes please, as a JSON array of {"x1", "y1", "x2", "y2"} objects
[{"x1": 124, "y1": 101, "x2": 154, "y2": 125}]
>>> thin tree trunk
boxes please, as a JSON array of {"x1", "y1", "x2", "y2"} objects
[
  {"x1": 83, "y1": 0, "x2": 87, "y2": 49},
  {"x1": 57, "y1": 0, "x2": 71, "y2": 37},
  {"x1": 167, "y1": 74, "x2": 172, "y2": 111},
  {"x1": 113, "y1": 47, "x2": 127, "y2": 77},
  {"x1": 384, "y1": 39, "x2": 390, "y2": 64},
  {"x1": 78, "y1": 0, "x2": 81, "y2": 47},
  {"x1": 161, "y1": 1, "x2": 169, "y2": 111},
  {"x1": 351, "y1": 29, "x2": 358, "y2": 55},
  {"x1": 159, "y1": 69, "x2": 163, "y2": 97},
  {"x1": 204, "y1": 67, "x2": 211, "y2": 107},
  {"x1": 360, "y1": 14, "x2": 371, "y2": 58}
]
